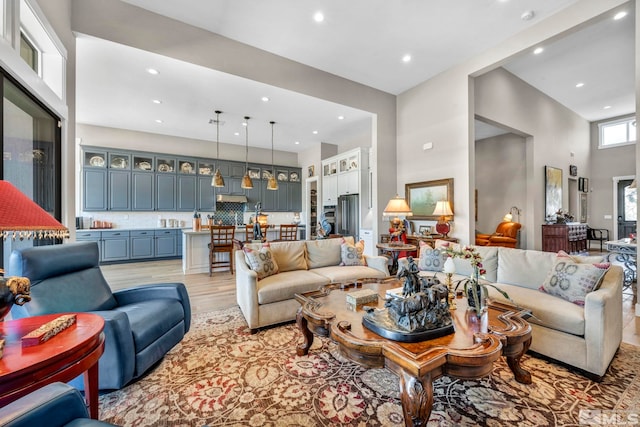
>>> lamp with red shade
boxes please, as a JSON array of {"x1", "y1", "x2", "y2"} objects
[{"x1": 0, "y1": 180, "x2": 69, "y2": 355}]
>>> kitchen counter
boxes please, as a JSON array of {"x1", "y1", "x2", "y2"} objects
[{"x1": 181, "y1": 225, "x2": 304, "y2": 275}]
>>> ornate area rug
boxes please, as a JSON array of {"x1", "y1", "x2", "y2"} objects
[{"x1": 99, "y1": 307, "x2": 640, "y2": 426}]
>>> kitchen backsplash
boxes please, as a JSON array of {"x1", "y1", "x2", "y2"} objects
[{"x1": 80, "y1": 203, "x2": 302, "y2": 229}]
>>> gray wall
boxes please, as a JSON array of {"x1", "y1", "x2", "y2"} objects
[
  {"x1": 589, "y1": 115, "x2": 635, "y2": 235},
  {"x1": 474, "y1": 68, "x2": 590, "y2": 249},
  {"x1": 475, "y1": 133, "x2": 527, "y2": 247}
]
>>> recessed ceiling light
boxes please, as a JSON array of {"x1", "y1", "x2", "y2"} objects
[
  {"x1": 152, "y1": 99, "x2": 162, "y2": 104},
  {"x1": 155, "y1": 119, "x2": 163, "y2": 123},
  {"x1": 533, "y1": 47, "x2": 544, "y2": 55},
  {"x1": 521, "y1": 10, "x2": 534, "y2": 21},
  {"x1": 604, "y1": 105, "x2": 612, "y2": 110},
  {"x1": 146, "y1": 68, "x2": 159, "y2": 75},
  {"x1": 294, "y1": 141, "x2": 300, "y2": 145},
  {"x1": 337, "y1": 115, "x2": 345, "y2": 120},
  {"x1": 242, "y1": 122, "x2": 247, "y2": 127},
  {"x1": 402, "y1": 54, "x2": 412, "y2": 63},
  {"x1": 312, "y1": 130, "x2": 318, "y2": 135},
  {"x1": 313, "y1": 11, "x2": 324, "y2": 22},
  {"x1": 234, "y1": 132, "x2": 240, "y2": 136},
  {"x1": 575, "y1": 82, "x2": 584, "y2": 88},
  {"x1": 261, "y1": 96, "x2": 270, "y2": 102},
  {"x1": 614, "y1": 11, "x2": 627, "y2": 20}
]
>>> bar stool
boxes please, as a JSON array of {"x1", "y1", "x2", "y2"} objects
[
  {"x1": 278, "y1": 224, "x2": 298, "y2": 241},
  {"x1": 209, "y1": 225, "x2": 235, "y2": 276}
]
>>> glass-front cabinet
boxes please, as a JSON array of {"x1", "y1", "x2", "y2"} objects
[{"x1": 133, "y1": 154, "x2": 154, "y2": 171}]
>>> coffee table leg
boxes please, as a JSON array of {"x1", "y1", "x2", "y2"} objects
[
  {"x1": 505, "y1": 336, "x2": 532, "y2": 384},
  {"x1": 296, "y1": 307, "x2": 314, "y2": 356},
  {"x1": 83, "y1": 362, "x2": 100, "y2": 419},
  {"x1": 399, "y1": 370, "x2": 433, "y2": 427}
]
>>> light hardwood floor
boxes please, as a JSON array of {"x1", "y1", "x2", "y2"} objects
[{"x1": 100, "y1": 257, "x2": 639, "y2": 346}]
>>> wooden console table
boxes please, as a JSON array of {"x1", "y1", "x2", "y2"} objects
[
  {"x1": 0, "y1": 313, "x2": 105, "y2": 419},
  {"x1": 541, "y1": 223, "x2": 587, "y2": 253}
]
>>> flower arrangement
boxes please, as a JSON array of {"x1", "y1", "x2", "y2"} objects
[{"x1": 443, "y1": 245, "x2": 509, "y2": 315}]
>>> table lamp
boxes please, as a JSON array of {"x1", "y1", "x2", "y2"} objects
[
  {"x1": 433, "y1": 200, "x2": 453, "y2": 238},
  {"x1": 383, "y1": 195, "x2": 413, "y2": 242}
]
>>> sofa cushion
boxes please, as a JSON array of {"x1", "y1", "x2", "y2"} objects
[
  {"x1": 246, "y1": 241, "x2": 307, "y2": 272},
  {"x1": 417, "y1": 241, "x2": 446, "y2": 272},
  {"x1": 539, "y1": 258, "x2": 610, "y2": 306},
  {"x1": 432, "y1": 241, "x2": 498, "y2": 282},
  {"x1": 305, "y1": 237, "x2": 354, "y2": 269},
  {"x1": 497, "y1": 248, "x2": 556, "y2": 290},
  {"x1": 257, "y1": 270, "x2": 330, "y2": 305},
  {"x1": 243, "y1": 243, "x2": 279, "y2": 280},
  {"x1": 341, "y1": 239, "x2": 366, "y2": 266},
  {"x1": 486, "y1": 283, "x2": 585, "y2": 336},
  {"x1": 312, "y1": 265, "x2": 387, "y2": 283}
]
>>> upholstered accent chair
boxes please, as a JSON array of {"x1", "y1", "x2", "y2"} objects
[
  {"x1": 0, "y1": 382, "x2": 118, "y2": 427},
  {"x1": 8, "y1": 242, "x2": 191, "y2": 391},
  {"x1": 475, "y1": 221, "x2": 521, "y2": 248}
]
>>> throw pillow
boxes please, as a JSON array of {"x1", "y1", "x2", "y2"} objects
[
  {"x1": 243, "y1": 243, "x2": 279, "y2": 280},
  {"x1": 556, "y1": 250, "x2": 604, "y2": 265},
  {"x1": 417, "y1": 240, "x2": 445, "y2": 272},
  {"x1": 340, "y1": 239, "x2": 366, "y2": 266},
  {"x1": 539, "y1": 258, "x2": 610, "y2": 306}
]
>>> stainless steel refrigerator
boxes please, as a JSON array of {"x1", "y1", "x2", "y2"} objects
[{"x1": 336, "y1": 194, "x2": 359, "y2": 238}]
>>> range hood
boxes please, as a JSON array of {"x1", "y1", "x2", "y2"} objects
[{"x1": 216, "y1": 194, "x2": 247, "y2": 203}]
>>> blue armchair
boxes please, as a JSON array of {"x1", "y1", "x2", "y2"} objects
[
  {"x1": 0, "y1": 382, "x2": 117, "y2": 426},
  {"x1": 8, "y1": 241, "x2": 191, "y2": 391}
]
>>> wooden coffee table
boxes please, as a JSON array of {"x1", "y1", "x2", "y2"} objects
[{"x1": 295, "y1": 278, "x2": 532, "y2": 427}]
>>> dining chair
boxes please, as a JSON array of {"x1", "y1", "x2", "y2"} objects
[
  {"x1": 209, "y1": 225, "x2": 236, "y2": 275},
  {"x1": 279, "y1": 224, "x2": 298, "y2": 241}
]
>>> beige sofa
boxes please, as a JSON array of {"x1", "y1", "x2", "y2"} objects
[
  {"x1": 413, "y1": 245, "x2": 623, "y2": 380},
  {"x1": 236, "y1": 237, "x2": 389, "y2": 332}
]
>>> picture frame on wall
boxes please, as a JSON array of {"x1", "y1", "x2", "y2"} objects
[
  {"x1": 579, "y1": 177, "x2": 589, "y2": 193},
  {"x1": 569, "y1": 165, "x2": 577, "y2": 177},
  {"x1": 545, "y1": 166, "x2": 562, "y2": 219},
  {"x1": 405, "y1": 178, "x2": 454, "y2": 220},
  {"x1": 580, "y1": 192, "x2": 587, "y2": 223}
]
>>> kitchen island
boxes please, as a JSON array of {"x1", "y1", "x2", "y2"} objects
[{"x1": 181, "y1": 225, "x2": 304, "y2": 274}]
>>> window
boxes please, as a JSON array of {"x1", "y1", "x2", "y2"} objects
[
  {"x1": 599, "y1": 116, "x2": 636, "y2": 148},
  {"x1": 19, "y1": 31, "x2": 40, "y2": 74},
  {"x1": 623, "y1": 184, "x2": 637, "y2": 222}
]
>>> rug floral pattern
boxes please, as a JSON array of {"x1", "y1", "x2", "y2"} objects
[{"x1": 99, "y1": 308, "x2": 640, "y2": 426}]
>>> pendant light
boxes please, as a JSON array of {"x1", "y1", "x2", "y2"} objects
[
  {"x1": 241, "y1": 116, "x2": 254, "y2": 189},
  {"x1": 267, "y1": 121, "x2": 279, "y2": 191},
  {"x1": 211, "y1": 110, "x2": 225, "y2": 187}
]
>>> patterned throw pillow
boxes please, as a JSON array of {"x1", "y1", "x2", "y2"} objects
[
  {"x1": 340, "y1": 239, "x2": 366, "y2": 266},
  {"x1": 539, "y1": 258, "x2": 610, "y2": 306},
  {"x1": 243, "y1": 243, "x2": 279, "y2": 280},
  {"x1": 418, "y1": 241, "x2": 445, "y2": 272}
]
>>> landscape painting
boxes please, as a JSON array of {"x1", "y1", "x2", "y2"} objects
[{"x1": 405, "y1": 178, "x2": 454, "y2": 220}]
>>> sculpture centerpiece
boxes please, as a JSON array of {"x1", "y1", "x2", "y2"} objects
[{"x1": 363, "y1": 256, "x2": 454, "y2": 342}]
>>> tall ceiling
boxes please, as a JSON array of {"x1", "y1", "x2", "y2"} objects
[{"x1": 75, "y1": 0, "x2": 635, "y2": 152}]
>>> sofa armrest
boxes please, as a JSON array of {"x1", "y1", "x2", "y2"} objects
[
  {"x1": 364, "y1": 255, "x2": 390, "y2": 276},
  {"x1": 114, "y1": 283, "x2": 191, "y2": 332},
  {"x1": 235, "y1": 250, "x2": 260, "y2": 329},
  {"x1": 583, "y1": 265, "x2": 623, "y2": 376},
  {"x1": 0, "y1": 382, "x2": 93, "y2": 427}
]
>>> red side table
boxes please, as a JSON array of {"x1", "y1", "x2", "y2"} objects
[{"x1": 0, "y1": 313, "x2": 105, "y2": 419}]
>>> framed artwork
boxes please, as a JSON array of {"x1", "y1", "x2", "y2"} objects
[
  {"x1": 579, "y1": 177, "x2": 589, "y2": 193},
  {"x1": 569, "y1": 165, "x2": 577, "y2": 177},
  {"x1": 545, "y1": 166, "x2": 563, "y2": 218},
  {"x1": 579, "y1": 193, "x2": 587, "y2": 223},
  {"x1": 308, "y1": 165, "x2": 315, "y2": 177},
  {"x1": 418, "y1": 225, "x2": 432, "y2": 235},
  {"x1": 405, "y1": 178, "x2": 454, "y2": 220}
]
